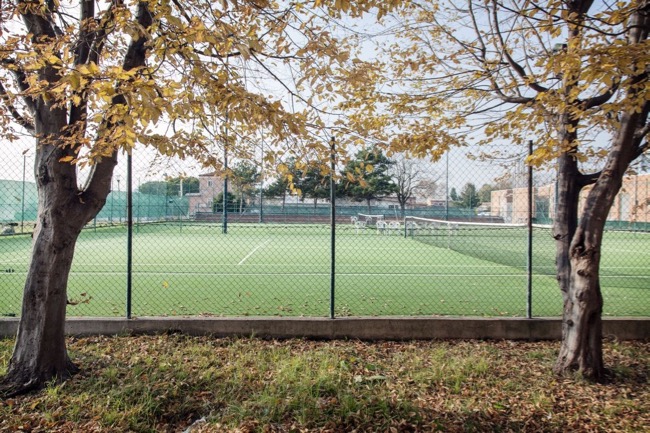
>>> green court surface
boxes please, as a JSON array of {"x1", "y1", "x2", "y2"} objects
[{"x1": 0, "y1": 222, "x2": 648, "y2": 317}]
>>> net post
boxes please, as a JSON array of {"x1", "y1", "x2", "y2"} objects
[{"x1": 527, "y1": 140, "x2": 534, "y2": 319}]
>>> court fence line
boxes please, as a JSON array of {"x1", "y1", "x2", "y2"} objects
[{"x1": 1, "y1": 146, "x2": 649, "y2": 319}]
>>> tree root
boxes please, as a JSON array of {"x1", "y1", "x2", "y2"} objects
[
  {"x1": 0, "y1": 360, "x2": 80, "y2": 398},
  {"x1": 0, "y1": 377, "x2": 40, "y2": 398}
]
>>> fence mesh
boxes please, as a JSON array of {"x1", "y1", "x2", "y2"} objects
[{"x1": 1, "y1": 137, "x2": 648, "y2": 318}]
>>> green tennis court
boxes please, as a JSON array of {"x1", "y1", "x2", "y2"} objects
[{"x1": 0, "y1": 222, "x2": 648, "y2": 317}]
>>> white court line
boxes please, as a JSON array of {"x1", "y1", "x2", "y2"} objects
[
  {"x1": 605, "y1": 248, "x2": 650, "y2": 254},
  {"x1": 0, "y1": 255, "x2": 33, "y2": 264},
  {"x1": 0, "y1": 270, "x2": 644, "y2": 279},
  {"x1": 1, "y1": 261, "x2": 643, "y2": 272},
  {"x1": 238, "y1": 240, "x2": 270, "y2": 265}
]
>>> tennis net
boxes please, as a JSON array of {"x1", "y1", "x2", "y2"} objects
[
  {"x1": 357, "y1": 213, "x2": 385, "y2": 224},
  {"x1": 404, "y1": 216, "x2": 556, "y2": 275}
]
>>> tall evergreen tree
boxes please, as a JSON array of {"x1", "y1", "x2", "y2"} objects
[{"x1": 340, "y1": 147, "x2": 398, "y2": 212}]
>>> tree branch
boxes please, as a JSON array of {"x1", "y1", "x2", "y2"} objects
[
  {"x1": 69, "y1": 1, "x2": 122, "y2": 126},
  {"x1": 82, "y1": 1, "x2": 153, "y2": 204},
  {"x1": 0, "y1": 81, "x2": 34, "y2": 133},
  {"x1": 491, "y1": 0, "x2": 548, "y2": 94},
  {"x1": 581, "y1": 83, "x2": 618, "y2": 110}
]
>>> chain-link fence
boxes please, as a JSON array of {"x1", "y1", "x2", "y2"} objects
[{"x1": 1, "y1": 138, "x2": 648, "y2": 318}]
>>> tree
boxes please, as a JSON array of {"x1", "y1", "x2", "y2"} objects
[
  {"x1": 0, "y1": 0, "x2": 393, "y2": 395},
  {"x1": 389, "y1": 154, "x2": 430, "y2": 216},
  {"x1": 138, "y1": 177, "x2": 199, "y2": 196},
  {"x1": 414, "y1": 178, "x2": 440, "y2": 203},
  {"x1": 213, "y1": 192, "x2": 241, "y2": 213},
  {"x1": 477, "y1": 184, "x2": 495, "y2": 205},
  {"x1": 340, "y1": 147, "x2": 398, "y2": 212},
  {"x1": 449, "y1": 188, "x2": 459, "y2": 204},
  {"x1": 138, "y1": 181, "x2": 168, "y2": 196},
  {"x1": 167, "y1": 177, "x2": 199, "y2": 197},
  {"x1": 458, "y1": 183, "x2": 480, "y2": 209},
  {"x1": 263, "y1": 177, "x2": 291, "y2": 211},
  {"x1": 345, "y1": 1, "x2": 649, "y2": 380},
  {"x1": 231, "y1": 161, "x2": 260, "y2": 213},
  {"x1": 300, "y1": 163, "x2": 331, "y2": 208}
]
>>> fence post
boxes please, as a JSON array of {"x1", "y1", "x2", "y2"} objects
[
  {"x1": 527, "y1": 140, "x2": 533, "y2": 319},
  {"x1": 126, "y1": 153, "x2": 133, "y2": 319},
  {"x1": 330, "y1": 136, "x2": 336, "y2": 319}
]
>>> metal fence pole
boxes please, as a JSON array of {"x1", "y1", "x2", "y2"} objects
[
  {"x1": 527, "y1": 140, "x2": 533, "y2": 319},
  {"x1": 21, "y1": 152, "x2": 26, "y2": 233},
  {"x1": 330, "y1": 136, "x2": 336, "y2": 319},
  {"x1": 126, "y1": 153, "x2": 133, "y2": 319},
  {"x1": 259, "y1": 136, "x2": 264, "y2": 224}
]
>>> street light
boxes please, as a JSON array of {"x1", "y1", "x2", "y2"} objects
[
  {"x1": 445, "y1": 151, "x2": 449, "y2": 221},
  {"x1": 21, "y1": 149, "x2": 28, "y2": 233},
  {"x1": 110, "y1": 178, "x2": 114, "y2": 224},
  {"x1": 116, "y1": 175, "x2": 122, "y2": 223}
]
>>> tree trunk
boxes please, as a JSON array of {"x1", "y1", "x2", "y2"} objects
[
  {"x1": 553, "y1": 90, "x2": 644, "y2": 380},
  {"x1": 554, "y1": 171, "x2": 612, "y2": 380},
  {"x1": 1, "y1": 137, "x2": 99, "y2": 396},
  {"x1": 2, "y1": 209, "x2": 83, "y2": 395},
  {"x1": 552, "y1": 127, "x2": 607, "y2": 380}
]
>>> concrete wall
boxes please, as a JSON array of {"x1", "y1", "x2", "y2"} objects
[{"x1": 1, "y1": 317, "x2": 648, "y2": 341}]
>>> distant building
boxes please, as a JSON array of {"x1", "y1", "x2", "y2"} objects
[
  {"x1": 187, "y1": 172, "x2": 223, "y2": 216},
  {"x1": 490, "y1": 173, "x2": 650, "y2": 225}
]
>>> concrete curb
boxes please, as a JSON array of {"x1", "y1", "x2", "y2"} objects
[{"x1": 1, "y1": 317, "x2": 648, "y2": 340}]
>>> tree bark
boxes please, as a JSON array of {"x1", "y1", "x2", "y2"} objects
[
  {"x1": 0, "y1": 130, "x2": 103, "y2": 396},
  {"x1": 554, "y1": 77, "x2": 647, "y2": 381}
]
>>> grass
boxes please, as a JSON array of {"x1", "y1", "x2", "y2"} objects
[
  {"x1": 0, "y1": 222, "x2": 648, "y2": 317},
  {"x1": 0, "y1": 336, "x2": 648, "y2": 432}
]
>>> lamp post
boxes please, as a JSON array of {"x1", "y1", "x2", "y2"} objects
[
  {"x1": 163, "y1": 173, "x2": 168, "y2": 219},
  {"x1": 445, "y1": 151, "x2": 449, "y2": 221},
  {"x1": 21, "y1": 150, "x2": 27, "y2": 233},
  {"x1": 116, "y1": 175, "x2": 122, "y2": 223},
  {"x1": 110, "y1": 178, "x2": 114, "y2": 224}
]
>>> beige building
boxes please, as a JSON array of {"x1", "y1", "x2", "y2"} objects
[
  {"x1": 490, "y1": 173, "x2": 650, "y2": 224},
  {"x1": 187, "y1": 172, "x2": 224, "y2": 216}
]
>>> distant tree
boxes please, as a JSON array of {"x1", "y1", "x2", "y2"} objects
[
  {"x1": 231, "y1": 161, "x2": 260, "y2": 213},
  {"x1": 340, "y1": 147, "x2": 397, "y2": 213},
  {"x1": 167, "y1": 177, "x2": 199, "y2": 197},
  {"x1": 138, "y1": 181, "x2": 168, "y2": 196},
  {"x1": 264, "y1": 158, "x2": 316, "y2": 209},
  {"x1": 300, "y1": 163, "x2": 330, "y2": 208},
  {"x1": 213, "y1": 192, "x2": 241, "y2": 213},
  {"x1": 414, "y1": 178, "x2": 439, "y2": 203},
  {"x1": 138, "y1": 177, "x2": 199, "y2": 196},
  {"x1": 449, "y1": 187, "x2": 459, "y2": 204},
  {"x1": 264, "y1": 177, "x2": 291, "y2": 211},
  {"x1": 477, "y1": 184, "x2": 493, "y2": 204},
  {"x1": 389, "y1": 155, "x2": 429, "y2": 216},
  {"x1": 459, "y1": 183, "x2": 480, "y2": 209}
]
